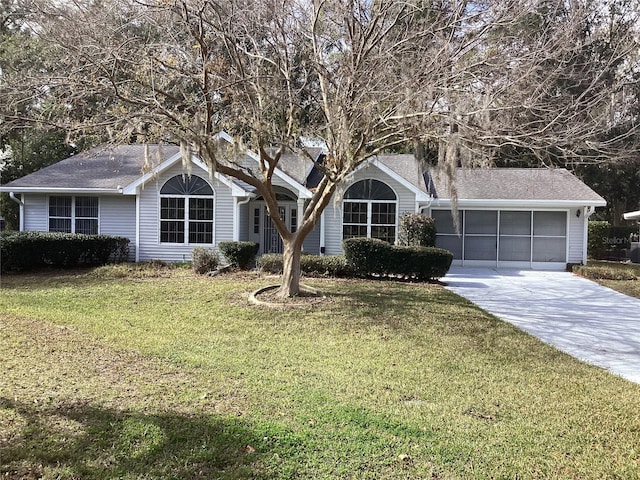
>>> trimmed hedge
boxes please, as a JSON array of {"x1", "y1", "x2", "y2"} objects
[
  {"x1": 0, "y1": 231, "x2": 129, "y2": 272},
  {"x1": 257, "y1": 253, "x2": 354, "y2": 277},
  {"x1": 342, "y1": 238, "x2": 393, "y2": 276},
  {"x1": 389, "y1": 245, "x2": 454, "y2": 281},
  {"x1": 343, "y1": 237, "x2": 453, "y2": 280},
  {"x1": 218, "y1": 241, "x2": 259, "y2": 269}
]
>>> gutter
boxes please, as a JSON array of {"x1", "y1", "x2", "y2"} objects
[
  {"x1": 430, "y1": 199, "x2": 607, "y2": 208},
  {"x1": 0, "y1": 187, "x2": 123, "y2": 195}
]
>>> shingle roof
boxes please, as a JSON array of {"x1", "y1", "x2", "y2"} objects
[
  {"x1": 2, "y1": 141, "x2": 606, "y2": 205},
  {"x1": 275, "y1": 151, "x2": 314, "y2": 185},
  {"x1": 2, "y1": 144, "x2": 180, "y2": 191},
  {"x1": 427, "y1": 167, "x2": 605, "y2": 203},
  {"x1": 376, "y1": 154, "x2": 430, "y2": 194}
]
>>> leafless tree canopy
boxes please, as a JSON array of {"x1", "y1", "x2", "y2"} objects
[{"x1": 2, "y1": 0, "x2": 639, "y2": 295}]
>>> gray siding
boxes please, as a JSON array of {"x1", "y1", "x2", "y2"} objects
[
  {"x1": 238, "y1": 201, "x2": 250, "y2": 241},
  {"x1": 303, "y1": 222, "x2": 321, "y2": 254},
  {"x1": 23, "y1": 194, "x2": 48, "y2": 231},
  {"x1": 20, "y1": 194, "x2": 138, "y2": 261},
  {"x1": 324, "y1": 165, "x2": 418, "y2": 255},
  {"x1": 100, "y1": 195, "x2": 137, "y2": 260},
  {"x1": 568, "y1": 209, "x2": 585, "y2": 264},
  {"x1": 137, "y1": 163, "x2": 235, "y2": 262}
]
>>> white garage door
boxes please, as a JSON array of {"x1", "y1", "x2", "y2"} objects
[{"x1": 433, "y1": 209, "x2": 567, "y2": 269}]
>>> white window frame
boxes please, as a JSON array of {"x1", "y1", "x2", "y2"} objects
[
  {"x1": 158, "y1": 176, "x2": 215, "y2": 245},
  {"x1": 48, "y1": 195, "x2": 99, "y2": 234},
  {"x1": 342, "y1": 179, "x2": 398, "y2": 243}
]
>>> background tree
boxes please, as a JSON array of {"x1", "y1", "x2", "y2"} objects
[
  {"x1": 2, "y1": 0, "x2": 638, "y2": 296},
  {"x1": 0, "y1": 0, "x2": 78, "y2": 229}
]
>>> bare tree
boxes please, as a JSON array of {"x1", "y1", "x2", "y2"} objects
[{"x1": 2, "y1": 0, "x2": 638, "y2": 296}]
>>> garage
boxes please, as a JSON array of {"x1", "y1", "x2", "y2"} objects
[
  {"x1": 425, "y1": 168, "x2": 607, "y2": 269},
  {"x1": 433, "y1": 209, "x2": 569, "y2": 269}
]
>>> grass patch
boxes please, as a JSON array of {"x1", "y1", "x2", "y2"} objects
[
  {"x1": 1, "y1": 265, "x2": 640, "y2": 479},
  {"x1": 574, "y1": 261, "x2": 640, "y2": 298}
]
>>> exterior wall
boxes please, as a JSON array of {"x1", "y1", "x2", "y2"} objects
[
  {"x1": 303, "y1": 222, "x2": 321, "y2": 254},
  {"x1": 19, "y1": 193, "x2": 137, "y2": 260},
  {"x1": 238, "y1": 201, "x2": 250, "y2": 241},
  {"x1": 567, "y1": 208, "x2": 585, "y2": 264},
  {"x1": 323, "y1": 164, "x2": 418, "y2": 255},
  {"x1": 137, "y1": 162, "x2": 235, "y2": 262},
  {"x1": 100, "y1": 196, "x2": 137, "y2": 260},
  {"x1": 22, "y1": 194, "x2": 48, "y2": 231}
]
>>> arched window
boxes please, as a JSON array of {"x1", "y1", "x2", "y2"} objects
[
  {"x1": 160, "y1": 175, "x2": 214, "y2": 244},
  {"x1": 343, "y1": 179, "x2": 397, "y2": 243}
]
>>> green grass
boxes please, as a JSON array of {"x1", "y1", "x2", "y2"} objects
[{"x1": 1, "y1": 266, "x2": 640, "y2": 479}]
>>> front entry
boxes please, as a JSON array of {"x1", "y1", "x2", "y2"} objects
[
  {"x1": 250, "y1": 200, "x2": 298, "y2": 254},
  {"x1": 263, "y1": 205, "x2": 286, "y2": 253}
]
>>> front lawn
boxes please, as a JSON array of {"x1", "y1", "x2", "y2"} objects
[{"x1": 1, "y1": 266, "x2": 639, "y2": 479}]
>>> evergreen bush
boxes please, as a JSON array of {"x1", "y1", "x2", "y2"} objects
[
  {"x1": 397, "y1": 213, "x2": 436, "y2": 247},
  {"x1": 218, "y1": 241, "x2": 259, "y2": 269},
  {"x1": 343, "y1": 237, "x2": 452, "y2": 280},
  {"x1": 0, "y1": 231, "x2": 129, "y2": 272},
  {"x1": 342, "y1": 237, "x2": 393, "y2": 275},
  {"x1": 257, "y1": 253, "x2": 354, "y2": 277}
]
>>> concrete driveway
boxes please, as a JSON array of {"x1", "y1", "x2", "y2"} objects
[{"x1": 443, "y1": 267, "x2": 640, "y2": 384}]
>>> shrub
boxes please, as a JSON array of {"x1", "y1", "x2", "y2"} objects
[
  {"x1": 389, "y1": 245, "x2": 453, "y2": 280},
  {"x1": 343, "y1": 237, "x2": 453, "y2": 280},
  {"x1": 573, "y1": 264, "x2": 637, "y2": 281},
  {"x1": 257, "y1": 253, "x2": 283, "y2": 273},
  {"x1": 397, "y1": 213, "x2": 436, "y2": 247},
  {"x1": 588, "y1": 222, "x2": 638, "y2": 260},
  {"x1": 342, "y1": 237, "x2": 393, "y2": 275},
  {"x1": 257, "y1": 253, "x2": 354, "y2": 277},
  {"x1": 301, "y1": 254, "x2": 354, "y2": 277},
  {"x1": 588, "y1": 221, "x2": 610, "y2": 260},
  {"x1": 191, "y1": 247, "x2": 219, "y2": 274},
  {"x1": 0, "y1": 231, "x2": 130, "y2": 272},
  {"x1": 218, "y1": 241, "x2": 259, "y2": 269}
]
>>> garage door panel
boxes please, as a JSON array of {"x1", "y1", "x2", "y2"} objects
[
  {"x1": 533, "y1": 211, "x2": 567, "y2": 236},
  {"x1": 500, "y1": 211, "x2": 531, "y2": 235},
  {"x1": 465, "y1": 235, "x2": 497, "y2": 260},
  {"x1": 436, "y1": 235, "x2": 462, "y2": 259},
  {"x1": 499, "y1": 237, "x2": 531, "y2": 261},
  {"x1": 466, "y1": 211, "x2": 497, "y2": 234},
  {"x1": 533, "y1": 237, "x2": 566, "y2": 262}
]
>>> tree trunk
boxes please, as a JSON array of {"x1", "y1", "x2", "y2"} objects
[{"x1": 278, "y1": 238, "x2": 302, "y2": 298}]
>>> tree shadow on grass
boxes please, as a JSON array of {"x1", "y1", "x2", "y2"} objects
[{"x1": 0, "y1": 397, "x2": 267, "y2": 479}]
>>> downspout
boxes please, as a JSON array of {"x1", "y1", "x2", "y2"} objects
[
  {"x1": 233, "y1": 197, "x2": 252, "y2": 241},
  {"x1": 135, "y1": 190, "x2": 141, "y2": 262},
  {"x1": 418, "y1": 197, "x2": 434, "y2": 215},
  {"x1": 582, "y1": 206, "x2": 596, "y2": 265},
  {"x1": 9, "y1": 192, "x2": 24, "y2": 231},
  {"x1": 320, "y1": 211, "x2": 325, "y2": 255}
]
